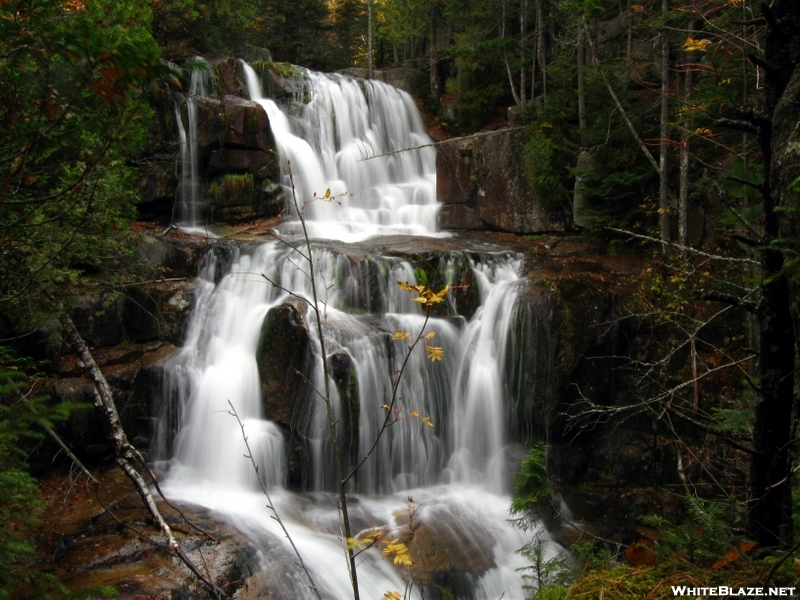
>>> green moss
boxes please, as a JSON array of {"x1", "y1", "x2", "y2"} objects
[
  {"x1": 252, "y1": 60, "x2": 303, "y2": 80},
  {"x1": 208, "y1": 173, "x2": 255, "y2": 205}
]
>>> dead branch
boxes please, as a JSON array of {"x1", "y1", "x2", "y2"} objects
[
  {"x1": 61, "y1": 314, "x2": 228, "y2": 599},
  {"x1": 227, "y1": 401, "x2": 322, "y2": 600},
  {"x1": 358, "y1": 127, "x2": 526, "y2": 162},
  {"x1": 606, "y1": 227, "x2": 760, "y2": 265}
]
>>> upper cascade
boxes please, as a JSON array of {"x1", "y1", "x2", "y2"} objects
[{"x1": 243, "y1": 63, "x2": 442, "y2": 242}]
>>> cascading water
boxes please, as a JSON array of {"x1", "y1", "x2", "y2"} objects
[
  {"x1": 157, "y1": 64, "x2": 557, "y2": 599},
  {"x1": 174, "y1": 57, "x2": 216, "y2": 231},
  {"x1": 242, "y1": 63, "x2": 441, "y2": 242}
]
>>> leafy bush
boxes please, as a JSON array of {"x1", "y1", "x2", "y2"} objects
[{"x1": 0, "y1": 348, "x2": 71, "y2": 598}]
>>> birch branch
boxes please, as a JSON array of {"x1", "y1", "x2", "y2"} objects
[{"x1": 61, "y1": 314, "x2": 228, "y2": 599}]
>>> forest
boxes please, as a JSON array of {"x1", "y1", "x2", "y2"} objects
[{"x1": 1, "y1": 0, "x2": 800, "y2": 598}]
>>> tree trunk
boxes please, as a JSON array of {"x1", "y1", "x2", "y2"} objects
[
  {"x1": 577, "y1": 24, "x2": 587, "y2": 148},
  {"x1": 678, "y1": 21, "x2": 694, "y2": 246},
  {"x1": 61, "y1": 314, "x2": 227, "y2": 596},
  {"x1": 659, "y1": 0, "x2": 671, "y2": 245},
  {"x1": 367, "y1": 0, "x2": 373, "y2": 78},
  {"x1": 520, "y1": 0, "x2": 527, "y2": 106},
  {"x1": 429, "y1": 7, "x2": 439, "y2": 100},
  {"x1": 747, "y1": 0, "x2": 799, "y2": 547},
  {"x1": 537, "y1": 0, "x2": 546, "y2": 105}
]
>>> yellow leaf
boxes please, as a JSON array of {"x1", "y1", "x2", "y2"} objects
[
  {"x1": 424, "y1": 331, "x2": 436, "y2": 339},
  {"x1": 411, "y1": 296, "x2": 427, "y2": 303},
  {"x1": 410, "y1": 410, "x2": 419, "y2": 417},
  {"x1": 420, "y1": 416, "x2": 435, "y2": 428},
  {"x1": 347, "y1": 537, "x2": 368, "y2": 550},
  {"x1": 323, "y1": 188, "x2": 331, "y2": 198},
  {"x1": 397, "y1": 280, "x2": 417, "y2": 293},
  {"x1": 382, "y1": 592, "x2": 402, "y2": 600},
  {"x1": 381, "y1": 404, "x2": 391, "y2": 410},
  {"x1": 684, "y1": 37, "x2": 711, "y2": 52},
  {"x1": 430, "y1": 284, "x2": 450, "y2": 304},
  {"x1": 694, "y1": 127, "x2": 713, "y2": 136},
  {"x1": 426, "y1": 345, "x2": 444, "y2": 361},
  {"x1": 393, "y1": 331, "x2": 410, "y2": 340},
  {"x1": 394, "y1": 552, "x2": 413, "y2": 566},
  {"x1": 382, "y1": 540, "x2": 413, "y2": 566}
]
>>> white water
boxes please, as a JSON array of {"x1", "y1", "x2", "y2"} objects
[
  {"x1": 174, "y1": 58, "x2": 216, "y2": 233},
  {"x1": 158, "y1": 64, "x2": 556, "y2": 599},
  {"x1": 242, "y1": 63, "x2": 441, "y2": 242}
]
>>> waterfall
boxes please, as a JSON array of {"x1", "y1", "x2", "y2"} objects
[
  {"x1": 242, "y1": 63, "x2": 441, "y2": 242},
  {"x1": 174, "y1": 57, "x2": 216, "y2": 231},
  {"x1": 157, "y1": 64, "x2": 557, "y2": 599}
]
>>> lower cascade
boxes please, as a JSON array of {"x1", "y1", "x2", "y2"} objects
[
  {"x1": 155, "y1": 65, "x2": 557, "y2": 599},
  {"x1": 156, "y1": 243, "x2": 556, "y2": 598}
]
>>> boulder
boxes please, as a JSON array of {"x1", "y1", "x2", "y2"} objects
[
  {"x1": 256, "y1": 302, "x2": 313, "y2": 427},
  {"x1": 436, "y1": 129, "x2": 566, "y2": 233},
  {"x1": 137, "y1": 166, "x2": 177, "y2": 221},
  {"x1": 212, "y1": 56, "x2": 247, "y2": 97},
  {"x1": 181, "y1": 94, "x2": 275, "y2": 164},
  {"x1": 173, "y1": 93, "x2": 279, "y2": 223},
  {"x1": 222, "y1": 95, "x2": 274, "y2": 150},
  {"x1": 70, "y1": 295, "x2": 125, "y2": 348},
  {"x1": 240, "y1": 45, "x2": 273, "y2": 65},
  {"x1": 52, "y1": 378, "x2": 108, "y2": 454},
  {"x1": 136, "y1": 235, "x2": 199, "y2": 279},
  {"x1": 330, "y1": 348, "x2": 359, "y2": 469},
  {"x1": 257, "y1": 63, "x2": 307, "y2": 101},
  {"x1": 380, "y1": 67, "x2": 427, "y2": 97}
]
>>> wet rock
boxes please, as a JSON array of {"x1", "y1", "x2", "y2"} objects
[
  {"x1": 436, "y1": 129, "x2": 565, "y2": 233},
  {"x1": 222, "y1": 95, "x2": 274, "y2": 151},
  {"x1": 240, "y1": 45, "x2": 273, "y2": 65},
  {"x1": 438, "y1": 204, "x2": 487, "y2": 230},
  {"x1": 380, "y1": 67, "x2": 427, "y2": 97},
  {"x1": 337, "y1": 67, "x2": 427, "y2": 98},
  {"x1": 257, "y1": 302, "x2": 313, "y2": 428},
  {"x1": 118, "y1": 282, "x2": 186, "y2": 345},
  {"x1": 52, "y1": 377, "x2": 111, "y2": 455},
  {"x1": 407, "y1": 518, "x2": 496, "y2": 593},
  {"x1": 207, "y1": 148, "x2": 271, "y2": 179},
  {"x1": 208, "y1": 173, "x2": 284, "y2": 222},
  {"x1": 212, "y1": 56, "x2": 247, "y2": 97},
  {"x1": 330, "y1": 348, "x2": 359, "y2": 469},
  {"x1": 51, "y1": 475, "x2": 260, "y2": 599},
  {"x1": 137, "y1": 167, "x2": 177, "y2": 222},
  {"x1": 258, "y1": 63, "x2": 307, "y2": 101},
  {"x1": 132, "y1": 343, "x2": 179, "y2": 455},
  {"x1": 70, "y1": 295, "x2": 125, "y2": 348},
  {"x1": 137, "y1": 235, "x2": 188, "y2": 276}
]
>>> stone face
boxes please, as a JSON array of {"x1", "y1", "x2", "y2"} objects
[
  {"x1": 338, "y1": 67, "x2": 428, "y2": 97},
  {"x1": 70, "y1": 295, "x2": 125, "y2": 348},
  {"x1": 437, "y1": 129, "x2": 566, "y2": 233},
  {"x1": 212, "y1": 56, "x2": 247, "y2": 97},
  {"x1": 256, "y1": 302, "x2": 312, "y2": 427},
  {"x1": 137, "y1": 167, "x2": 177, "y2": 221},
  {"x1": 256, "y1": 302, "x2": 314, "y2": 490},
  {"x1": 330, "y1": 348, "x2": 359, "y2": 469},
  {"x1": 173, "y1": 93, "x2": 279, "y2": 223},
  {"x1": 222, "y1": 95, "x2": 273, "y2": 150},
  {"x1": 207, "y1": 149, "x2": 271, "y2": 179},
  {"x1": 260, "y1": 66, "x2": 307, "y2": 101}
]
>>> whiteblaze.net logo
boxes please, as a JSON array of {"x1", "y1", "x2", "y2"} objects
[{"x1": 672, "y1": 587, "x2": 796, "y2": 597}]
